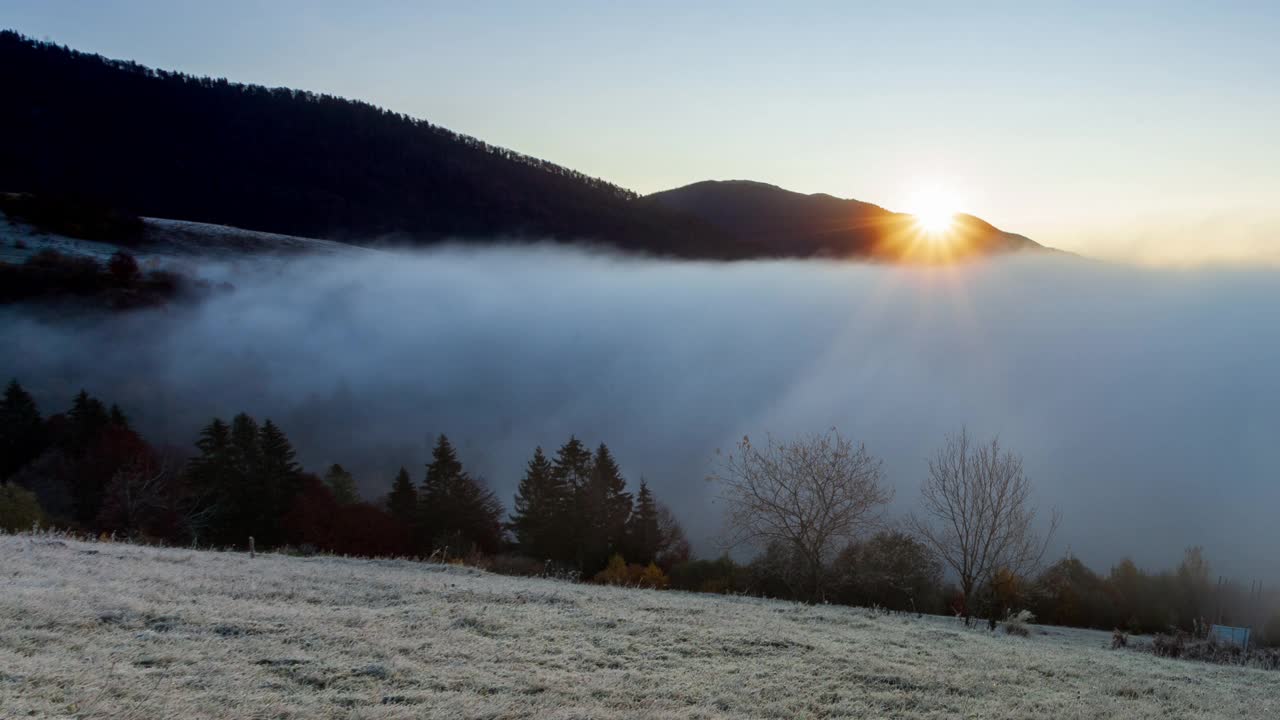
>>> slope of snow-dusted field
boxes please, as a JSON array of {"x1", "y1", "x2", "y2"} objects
[
  {"x1": 0, "y1": 212, "x2": 374, "y2": 267},
  {"x1": 2, "y1": 534, "x2": 1276, "y2": 719}
]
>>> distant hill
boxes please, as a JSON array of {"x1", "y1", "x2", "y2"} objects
[
  {"x1": 1, "y1": 31, "x2": 1041, "y2": 262},
  {"x1": 639, "y1": 180, "x2": 1042, "y2": 261},
  {"x1": 0, "y1": 31, "x2": 738, "y2": 258}
]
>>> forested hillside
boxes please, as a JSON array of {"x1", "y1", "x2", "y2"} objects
[{"x1": 0, "y1": 31, "x2": 740, "y2": 257}]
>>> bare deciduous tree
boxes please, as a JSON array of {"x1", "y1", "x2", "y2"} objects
[
  {"x1": 909, "y1": 429, "x2": 1059, "y2": 625},
  {"x1": 710, "y1": 429, "x2": 893, "y2": 602},
  {"x1": 98, "y1": 447, "x2": 216, "y2": 543}
]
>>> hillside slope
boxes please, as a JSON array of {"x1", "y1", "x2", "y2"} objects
[
  {"x1": 3, "y1": 32, "x2": 1043, "y2": 263},
  {"x1": 2, "y1": 533, "x2": 1274, "y2": 719},
  {"x1": 0, "y1": 31, "x2": 736, "y2": 259},
  {"x1": 640, "y1": 180, "x2": 1043, "y2": 261}
]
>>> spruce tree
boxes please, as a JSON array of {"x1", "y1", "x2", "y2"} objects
[
  {"x1": 510, "y1": 446, "x2": 567, "y2": 559},
  {"x1": 186, "y1": 417, "x2": 236, "y2": 544},
  {"x1": 108, "y1": 403, "x2": 129, "y2": 430},
  {"x1": 582, "y1": 443, "x2": 632, "y2": 573},
  {"x1": 420, "y1": 434, "x2": 463, "y2": 551},
  {"x1": 63, "y1": 390, "x2": 116, "y2": 525},
  {"x1": 420, "y1": 435, "x2": 504, "y2": 555},
  {"x1": 323, "y1": 463, "x2": 360, "y2": 505},
  {"x1": 228, "y1": 413, "x2": 261, "y2": 482},
  {"x1": 257, "y1": 419, "x2": 302, "y2": 545},
  {"x1": 0, "y1": 379, "x2": 45, "y2": 481},
  {"x1": 64, "y1": 389, "x2": 109, "y2": 456},
  {"x1": 627, "y1": 478, "x2": 661, "y2": 564},
  {"x1": 551, "y1": 436, "x2": 594, "y2": 569},
  {"x1": 386, "y1": 466, "x2": 417, "y2": 527}
]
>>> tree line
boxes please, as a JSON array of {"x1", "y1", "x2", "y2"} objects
[
  {"x1": 0, "y1": 380, "x2": 686, "y2": 579},
  {"x1": 1, "y1": 379, "x2": 1276, "y2": 642}
]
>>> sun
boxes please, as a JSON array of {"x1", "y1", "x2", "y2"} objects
[{"x1": 907, "y1": 186, "x2": 960, "y2": 235}]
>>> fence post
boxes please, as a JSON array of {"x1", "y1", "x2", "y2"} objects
[{"x1": 249, "y1": 536, "x2": 256, "y2": 559}]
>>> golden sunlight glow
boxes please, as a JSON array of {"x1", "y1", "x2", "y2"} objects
[{"x1": 907, "y1": 185, "x2": 960, "y2": 235}]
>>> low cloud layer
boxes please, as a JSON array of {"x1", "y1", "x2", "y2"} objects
[{"x1": 4, "y1": 247, "x2": 1278, "y2": 580}]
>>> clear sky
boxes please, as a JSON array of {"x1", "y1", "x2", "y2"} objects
[{"x1": 6, "y1": 1, "x2": 1279, "y2": 264}]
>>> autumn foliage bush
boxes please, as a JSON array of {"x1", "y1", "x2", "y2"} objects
[{"x1": 593, "y1": 554, "x2": 669, "y2": 589}]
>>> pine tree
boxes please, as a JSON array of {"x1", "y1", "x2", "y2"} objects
[
  {"x1": 323, "y1": 463, "x2": 360, "y2": 505},
  {"x1": 64, "y1": 389, "x2": 109, "y2": 456},
  {"x1": 581, "y1": 443, "x2": 632, "y2": 574},
  {"x1": 627, "y1": 478, "x2": 661, "y2": 564},
  {"x1": 257, "y1": 419, "x2": 302, "y2": 545},
  {"x1": 186, "y1": 417, "x2": 236, "y2": 544},
  {"x1": 108, "y1": 403, "x2": 129, "y2": 430},
  {"x1": 228, "y1": 413, "x2": 261, "y2": 482},
  {"x1": 63, "y1": 390, "x2": 118, "y2": 526},
  {"x1": 551, "y1": 436, "x2": 594, "y2": 491},
  {"x1": 386, "y1": 466, "x2": 417, "y2": 527},
  {"x1": 551, "y1": 436, "x2": 594, "y2": 568},
  {"x1": 420, "y1": 434, "x2": 461, "y2": 538},
  {"x1": 420, "y1": 435, "x2": 504, "y2": 555},
  {"x1": 510, "y1": 446, "x2": 569, "y2": 559},
  {"x1": 0, "y1": 379, "x2": 45, "y2": 481}
]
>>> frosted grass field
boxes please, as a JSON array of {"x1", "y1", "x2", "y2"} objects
[{"x1": 2, "y1": 534, "x2": 1276, "y2": 719}]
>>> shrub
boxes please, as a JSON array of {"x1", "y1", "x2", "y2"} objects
[
  {"x1": 1142, "y1": 632, "x2": 1280, "y2": 670},
  {"x1": 0, "y1": 483, "x2": 45, "y2": 531},
  {"x1": 829, "y1": 531, "x2": 943, "y2": 612},
  {"x1": 638, "y1": 562, "x2": 670, "y2": 589},
  {"x1": 594, "y1": 554, "x2": 631, "y2": 586},
  {"x1": 592, "y1": 554, "x2": 669, "y2": 589},
  {"x1": 1111, "y1": 629, "x2": 1129, "y2": 649},
  {"x1": 669, "y1": 555, "x2": 745, "y2": 594},
  {"x1": 1004, "y1": 609, "x2": 1035, "y2": 637}
]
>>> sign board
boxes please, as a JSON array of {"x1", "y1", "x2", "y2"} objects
[{"x1": 1209, "y1": 624, "x2": 1250, "y2": 648}]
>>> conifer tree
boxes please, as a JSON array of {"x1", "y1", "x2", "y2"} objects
[
  {"x1": 510, "y1": 446, "x2": 569, "y2": 559},
  {"x1": 64, "y1": 389, "x2": 109, "y2": 456},
  {"x1": 627, "y1": 478, "x2": 661, "y2": 564},
  {"x1": 582, "y1": 443, "x2": 632, "y2": 573},
  {"x1": 108, "y1": 403, "x2": 129, "y2": 430},
  {"x1": 0, "y1": 379, "x2": 45, "y2": 481},
  {"x1": 63, "y1": 390, "x2": 125, "y2": 525},
  {"x1": 228, "y1": 413, "x2": 261, "y2": 482},
  {"x1": 386, "y1": 466, "x2": 417, "y2": 527},
  {"x1": 324, "y1": 463, "x2": 360, "y2": 505},
  {"x1": 551, "y1": 436, "x2": 594, "y2": 568},
  {"x1": 186, "y1": 417, "x2": 237, "y2": 544},
  {"x1": 257, "y1": 419, "x2": 302, "y2": 545},
  {"x1": 420, "y1": 435, "x2": 504, "y2": 555}
]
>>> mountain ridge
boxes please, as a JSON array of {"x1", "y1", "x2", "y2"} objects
[
  {"x1": 639, "y1": 180, "x2": 1043, "y2": 261},
  {"x1": 2, "y1": 30, "x2": 1042, "y2": 263}
]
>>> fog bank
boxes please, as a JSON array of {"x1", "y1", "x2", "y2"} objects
[{"x1": 4, "y1": 246, "x2": 1278, "y2": 580}]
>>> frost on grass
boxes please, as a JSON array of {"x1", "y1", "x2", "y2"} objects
[{"x1": 1, "y1": 534, "x2": 1277, "y2": 719}]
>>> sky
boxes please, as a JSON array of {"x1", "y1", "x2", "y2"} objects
[{"x1": 5, "y1": 1, "x2": 1279, "y2": 263}]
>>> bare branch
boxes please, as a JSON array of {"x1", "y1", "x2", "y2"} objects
[{"x1": 709, "y1": 429, "x2": 893, "y2": 601}]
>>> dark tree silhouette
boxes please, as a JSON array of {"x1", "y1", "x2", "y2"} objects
[
  {"x1": 510, "y1": 446, "x2": 571, "y2": 560},
  {"x1": 0, "y1": 380, "x2": 46, "y2": 481},
  {"x1": 626, "y1": 478, "x2": 661, "y2": 564},
  {"x1": 385, "y1": 466, "x2": 417, "y2": 527},
  {"x1": 420, "y1": 435, "x2": 504, "y2": 556},
  {"x1": 551, "y1": 436, "x2": 594, "y2": 569},
  {"x1": 323, "y1": 463, "x2": 359, "y2": 505},
  {"x1": 580, "y1": 443, "x2": 632, "y2": 574}
]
